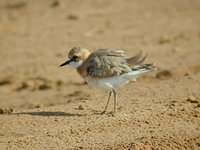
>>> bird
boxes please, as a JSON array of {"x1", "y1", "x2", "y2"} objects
[{"x1": 60, "y1": 46, "x2": 157, "y2": 115}]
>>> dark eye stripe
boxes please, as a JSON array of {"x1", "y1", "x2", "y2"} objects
[{"x1": 72, "y1": 56, "x2": 80, "y2": 61}]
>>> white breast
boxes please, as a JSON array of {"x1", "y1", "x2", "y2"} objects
[
  {"x1": 84, "y1": 65, "x2": 154, "y2": 90},
  {"x1": 85, "y1": 75, "x2": 130, "y2": 91},
  {"x1": 84, "y1": 69, "x2": 149, "y2": 90}
]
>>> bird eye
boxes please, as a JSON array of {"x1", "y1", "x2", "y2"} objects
[{"x1": 72, "y1": 56, "x2": 80, "y2": 61}]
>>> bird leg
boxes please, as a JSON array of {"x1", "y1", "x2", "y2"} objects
[
  {"x1": 113, "y1": 89, "x2": 117, "y2": 114},
  {"x1": 101, "y1": 91, "x2": 112, "y2": 114}
]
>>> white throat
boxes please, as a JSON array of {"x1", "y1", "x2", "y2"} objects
[{"x1": 69, "y1": 60, "x2": 83, "y2": 68}]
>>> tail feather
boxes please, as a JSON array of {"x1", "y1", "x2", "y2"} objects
[
  {"x1": 132, "y1": 63, "x2": 158, "y2": 72},
  {"x1": 126, "y1": 49, "x2": 148, "y2": 66},
  {"x1": 124, "y1": 63, "x2": 157, "y2": 81}
]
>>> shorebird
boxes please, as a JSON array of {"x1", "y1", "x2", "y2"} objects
[{"x1": 60, "y1": 46, "x2": 157, "y2": 114}]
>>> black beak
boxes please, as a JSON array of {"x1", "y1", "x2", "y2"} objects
[{"x1": 59, "y1": 59, "x2": 71, "y2": 67}]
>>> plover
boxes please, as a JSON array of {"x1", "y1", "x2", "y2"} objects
[{"x1": 60, "y1": 46, "x2": 157, "y2": 114}]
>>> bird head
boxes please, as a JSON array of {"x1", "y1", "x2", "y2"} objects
[{"x1": 60, "y1": 46, "x2": 90, "y2": 68}]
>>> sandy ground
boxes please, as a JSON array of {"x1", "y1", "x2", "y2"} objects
[{"x1": 0, "y1": 0, "x2": 200, "y2": 149}]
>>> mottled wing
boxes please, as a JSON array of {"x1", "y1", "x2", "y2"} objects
[{"x1": 87, "y1": 48, "x2": 132, "y2": 77}]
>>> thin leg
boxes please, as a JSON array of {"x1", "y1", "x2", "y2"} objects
[
  {"x1": 101, "y1": 91, "x2": 112, "y2": 114},
  {"x1": 113, "y1": 89, "x2": 117, "y2": 114}
]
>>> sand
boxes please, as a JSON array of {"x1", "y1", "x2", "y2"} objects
[{"x1": 0, "y1": 0, "x2": 200, "y2": 149}]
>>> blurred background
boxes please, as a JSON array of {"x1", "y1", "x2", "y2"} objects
[{"x1": 0, "y1": 0, "x2": 200, "y2": 109}]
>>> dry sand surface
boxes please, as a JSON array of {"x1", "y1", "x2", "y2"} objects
[{"x1": 0, "y1": 0, "x2": 200, "y2": 149}]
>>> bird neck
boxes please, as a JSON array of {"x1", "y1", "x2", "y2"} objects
[
  {"x1": 76, "y1": 49, "x2": 91, "y2": 78},
  {"x1": 76, "y1": 53, "x2": 90, "y2": 78},
  {"x1": 76, "y1": 61, "x2": 88, "y2": 78}
]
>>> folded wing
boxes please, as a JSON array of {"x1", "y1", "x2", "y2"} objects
[{"x1": 86, "y1": 48, "x2": 133, "y2": 77}]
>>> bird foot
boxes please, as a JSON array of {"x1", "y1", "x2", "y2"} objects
[
  {"x1": 94, "y1": 110, "x2": 115, "y2": 116},
  {"x1": 101, "y1": 111, "x2": 116, "y2": 116},
  {"x1": 100, "y1": 111, "x2": 107, "y2": 115}
]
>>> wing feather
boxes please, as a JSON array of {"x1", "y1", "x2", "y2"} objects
[
  {"x1": 126, "y1": 49, "x2": 147, "y2": 66},
  {"x1": 87, "y1": 48, "x2": 131, "y2": 77}
]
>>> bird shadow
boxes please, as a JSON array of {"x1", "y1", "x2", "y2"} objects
[{"x1": 15, "y1": 111, "x2": 87, "y2": 117}]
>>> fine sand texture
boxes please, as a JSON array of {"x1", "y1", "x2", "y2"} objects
[{"x1": 0, "y1": 0, "x2": 200, "y2": 149}]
